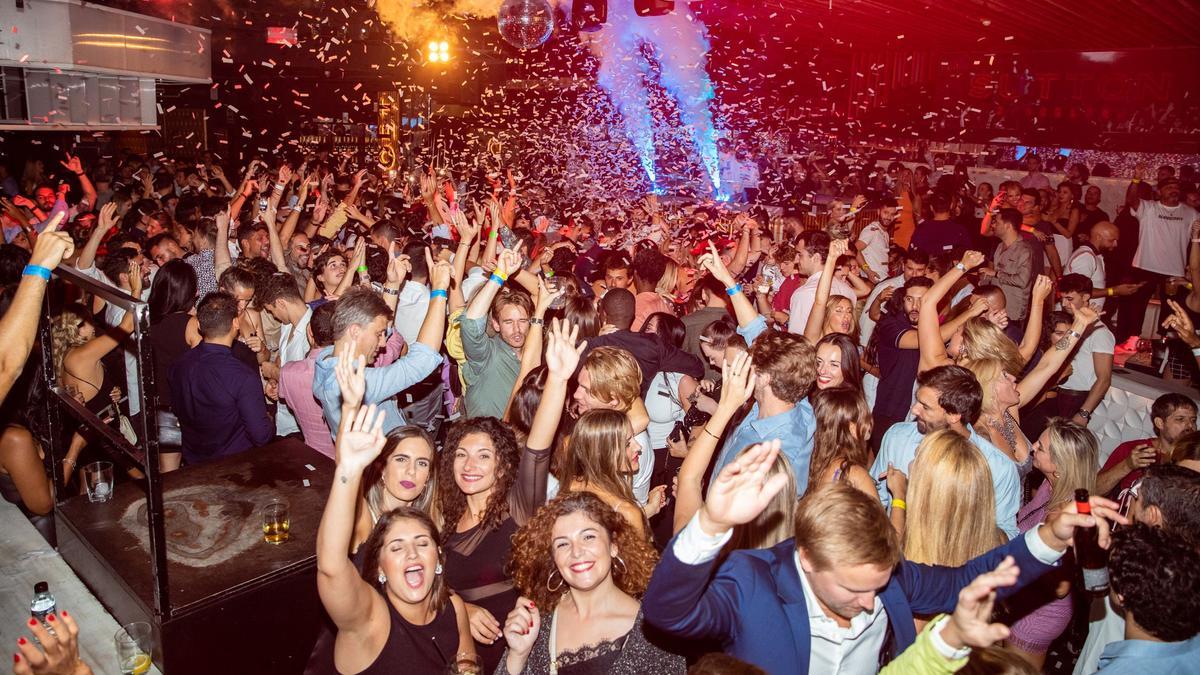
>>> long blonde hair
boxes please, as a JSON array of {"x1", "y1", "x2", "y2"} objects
[
  {"x1": 50, "y1": 306, "x2": 91, "y2": 381},
  {"x1": 729, "y1": 445, "x2": 796, "y2": 551},
  {"x1": 958, "y1": 318, "x2": 1024, "y2": 376},
  {"x1": 1042, "y1": 418, "x2": 1099, "y2": 509},
  {"x1": 560, "y1": 409, "x2": 636, "y2": 504},
  {"x1": 967, "y1": 358, "x2": 1010, "y2": 418},
  {"x1": 904, "y1": 430, "x2": 1006, "y2": 566}
]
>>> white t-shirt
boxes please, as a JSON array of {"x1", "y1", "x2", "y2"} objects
[
  {"x1": 645, "y1": 371, "x2": 685, "y2": 450},
  {"x1": 276, "y1": 308, "x2": 314, "y2": 436},
  {"x1": 1073, "y1": 595, "x2": 1125, "y2": 675},
  {"x1": 1131, "y1": 200, "x2": 1198, "y2": 277},
  {"x1": 858, "y1": 275, "x2": 905, "y2": 348},
  {"x1": 392, "y1": 281, "x2": 431, "y2": 345},
  {"x1": 1066, "y1": 245, "x2": 1106, "y2": 310},
  {"x1": 1062, "y1": 323, "x2": 1115, "y2": 391},
  {"x1": 787, "y1": 271, "x2": 857, "y2": 335},
  {"x1": 857, "y1": 221, "x2": 890, "y2": 280}
]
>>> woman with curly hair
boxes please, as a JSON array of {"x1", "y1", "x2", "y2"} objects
[
  {"x1": 316, "y1": 362, "x2": 474, "y2": 675},
  {"x1": 438, "y1": 319, "x2": 580, "y2": 671},
  {"x1": 499, "y1": 491, "x2": 685, "y2": 674}
]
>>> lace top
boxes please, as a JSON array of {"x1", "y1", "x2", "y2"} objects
[
  {"x1": 556, "y1": 631, "x2": 629, "y2": 674},
  {"x1": 495, "y1": 609, "x2": 685, "y2": 675}
]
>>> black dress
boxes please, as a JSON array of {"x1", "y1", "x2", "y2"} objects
[
  {"x1": 356, "y1": 598, "x2": 462, "y2": 675},
  {"x1": 444, "y1": 444, "x2": 552, "y2": 672}
]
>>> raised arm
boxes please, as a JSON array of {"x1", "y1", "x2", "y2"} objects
[
  {"x1": 214, "y1": 208, "x2": 233, "y2": 278},
  {"x1": 804, "y1": 238, "x2": 848, "y2": 343},
  {"x1": 1017, "y1": 303, "x2": 1097, "y2": 408},
  {"x1": 698, "y1": 242, "x2": 757, "y2": 329},
  {"x1": 60, "y1": 154, "x2": 96, "y2": 210},
  {"x1": 0, "y1": 214, "x2": 72, "y2": 403},
  {"x1": 342, "y1": 169, "x2": 368, "y2": 207},
  {"x1": 262, "y1": 203, "x2": 289, "y2": 274},
  {"x1": 415, "y1": 251, "x2": 452, "y2": 352},
  {"x1": 70, "y1": 261, "x2": 142, "y2": 365},
  {"x1": 1019, "y1": 275, "x2": 1052, "y2": 364},
  {"x1": 504, "y1": 279, "x2": 562, "y2": 420},
  {"x1": 76, "y1": 203, "x2": 116, "y2": 271},
  {"x1": 317, "y1": 356, "x2": 389, "y2": 632},
  {"x1": 674, "y1": 352, "x2": 755, "y2": 535},
  {"x1": 526, "y1": 319, "x2": 582, "y2": 451},
  {"x1": 465, "y1": 245, "x2": 522, "y2": 321},
  {"x1": 918, "y1": 251, "x2": 986, "y2": 373},
  {"x1": 331, "y1": 240, "x2": 365, "y2": 299}
]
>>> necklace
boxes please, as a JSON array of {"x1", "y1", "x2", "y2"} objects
[{"x1": 984, "y1": 412, "x2": 1018, "y2": 454}]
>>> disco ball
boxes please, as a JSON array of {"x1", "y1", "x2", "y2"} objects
[{"x1": 497, "y1": 0, "x2": 555, "y2": 50}]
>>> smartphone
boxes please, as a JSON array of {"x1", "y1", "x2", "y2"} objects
[{"x1": 669, "y1": 420, "x2": 689, "y2": 445}]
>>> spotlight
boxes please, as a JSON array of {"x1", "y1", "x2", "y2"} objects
[
  {"x1": 634, "y1": 0, "x2": 673, "y2": 17},
  {"x1": 573, "y1": 0, "x2": 606, "y2": 32},
  {"x1": 427, "y1": 40, "x2": 450, "y2": 63}
]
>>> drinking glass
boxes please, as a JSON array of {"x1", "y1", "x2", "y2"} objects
[
  {"x1": 114, "y1": 622, "x2": 154, "y2": 675},
  {"x1": 83, "y1": 461, "x2": 114, "y2": 503},
  {"x1": 448, "y1": 653, "x2": 481, "y2": 674},
  {"x1": 262, "y1": 499, "x2": 290, "y2": 544}
]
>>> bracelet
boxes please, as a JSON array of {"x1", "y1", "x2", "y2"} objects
[
  {"x1": 544, "y1": 269, "x2": 555, "y2": 278},
  {"x1": 1192, "y1": 347, "x2": 1200, "y2": 357},
  {"x1": 22, "y1": 264, "x2": 52, "y2": 281},
  {"x1": 1107, "y1": 287, "x2": 1114, "y2": 297},
  {"x1": 1078, "y1": 409, "x2": 1093, "y2": 420},
  {"x1": 489, "y1": 229, "x2": 499, "y2": 240},
  {"x1": 1132, "y1": 179, "x2": 1141, "y2": 184},
  {"x1": 62, "y1": 458, "x2": 76, "y2": 467},
  {"x1": 701, "y1": 426, "x2": 720, "y2": 441},
  {"x1": 379, "y1": 286, "x2": 400, "y2": 296},
  {"x1": 725, "y1": 284, "x2": 742, "y2": 297},
  {"x1": 357, "y1": 265, "x2": 368, "y2": 273},
  {"x1": 74, "y1": 171, "x2": 84, "y2": 176},
  {"x1": 489, "y1": 272, "x2": 507, "y2": 286},
  {"x1": 430, "y1": 289, "x2": 448, "y2": 300},
  {"x1": 529, "y1": 317, "x2": 544, "y2": 326},
  {"x1": 892, "y1": 498, "x2": 907, "y2": 510},
  {"x1": 1191, "y1": 239, "x2": 1200, "y2": 244},
  {"x1": 954, "y1": 262, "x2": 966, "y2": 272}
]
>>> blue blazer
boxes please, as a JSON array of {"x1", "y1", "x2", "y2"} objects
[{"x1": 642, "y1": 534, "x2": 1054, "y2": 674}]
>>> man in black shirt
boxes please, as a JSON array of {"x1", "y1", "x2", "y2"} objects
[
  {"x1": 869, "y1": 276, "x2": 933, "y2": 451},
  {"x1": 582, "y1": 288, "x2": 704, "y2": 395},
  {"x1": 910, "y1": 191, "x2": 972, "y2": 257},
  {"x1": 1077, "y1": 185, "x2": 1110, "y2": 233}
]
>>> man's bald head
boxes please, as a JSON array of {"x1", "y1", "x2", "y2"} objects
[
  {"x1": 600, "y1": 287, "x2": 635, "y2": 331},
  {"x1": 1089, "y1": 221, "x2": 1120, "y2": 252}
]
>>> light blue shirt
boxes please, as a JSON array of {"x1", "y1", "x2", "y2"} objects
[
  {"x1": 1095, "y1": 634, "x2": 1200, "y2": 674},
  {"x1": 713, "y1": 314, "x2": 815, "y2": 496},
  {"x1": 870, "y1": 421, "x2": 1020, "y2": 540},
  {"x1": 312, "y1": 342, "x2": 442, "y2": 437}
]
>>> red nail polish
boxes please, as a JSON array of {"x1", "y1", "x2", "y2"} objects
[
  {"x1": 46, "y1": 614, "x2": 55, "y2": 623},
  {"x1": 60, "y1": 611, "x2": 68, "y2": 618},
  {"x1": 12, "y1": 654, "x2": 19, "y2": 664},
  {"x1": 528, "y1": 601, "x2": 535, "y2": 608},
  {"x1": 27, "y1": 618, "x2": 35, "y2": 627},
  {"x1": 17, "y1": 638, "x2": 26, "y2": 646}
]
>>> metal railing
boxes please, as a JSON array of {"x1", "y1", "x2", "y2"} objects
[{"x1": 39, "y1": 264, "x2": 171, "y2": 622}]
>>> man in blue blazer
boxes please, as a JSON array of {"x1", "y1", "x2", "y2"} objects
[{"x1": 643, "y1": 440, "x2": 1123, "y2": 674}]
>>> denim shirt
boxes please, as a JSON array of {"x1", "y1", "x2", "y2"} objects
[
  {"x1": 1096, "y1": 634, "x2": 1200, "y2": 674},
  {"x1": 312, "y1": 341, "x2": 442, "y2": 437},
  {"x1": 870, "y1": 421, "x2": 1021, "y2": 540},
  {"x1": 714, "y1": 314, "x2": 816, "y2": 496}
]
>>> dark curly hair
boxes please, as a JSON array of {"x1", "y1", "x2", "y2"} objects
[
  {"x1": 437, "y1": 417, "x2": 521, "y2": 538},
  {"x1": 359, "y1": 506, "x2": 449, "y2": 614},
  {"x1": 507, "y1": 492, "x2": 658, "y2": 612},
  {"x1": 1109, "y1": 523, "x2": 1200, "y2": 643}
]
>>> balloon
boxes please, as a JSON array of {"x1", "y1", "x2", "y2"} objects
[{"x1": 497, "y1": 0, "x2": 555, "y2": 50}]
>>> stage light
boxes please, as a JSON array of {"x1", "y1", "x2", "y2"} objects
[
  {"x1": 573, "y1": 0, "x2": 606, "y2": 32},
  {"x1": 427, "y1": 40, "x2": 450, "y2": 63},
  {"x1": 634, "y1": 0, "x2": 673, "y2": 17}
]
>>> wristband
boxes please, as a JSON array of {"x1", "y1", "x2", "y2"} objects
[
  {"x1": 1132, "y1": 179, "x2": 1141, "y2": 184},
  {"x1": 1192, "y1": 347, "x2": 1200, "y2": 358},
  {"x1": 489, "y1": 272, "x2": 507, "y2": 286},
  {"x1": 22, "y1": 264, "x2": 52, "y2": 281},
  {"x1": 357, "y1": 265, "x2": 368, "y2": 274},
  {"x1": 1107, "y1": 287, "x2": 1114, "y2": 297},
  {"x1": 430, "y1": 289, "x2": 448, "y2": 300},
  {"x1": 529, "y1": 317, "x2": 544, "y2": 326},
  {"x1": 489, "y1": 229, "x2": 499, "y2": 240},
  {"x1": 544, "y1": 269, "x2": 555, "y2": 278},
  {"x1": 891, "y1": 498, "x2": 907, "y2": 511},
  {"x1": 379, "y1": 286, "x2": 400, "y2": 296},
  {"x1": 954, "y1": 262, "x2": 966, "y2": 272},
  {"x1": 930, "y1": 615, "x2": 971, "y2": 661},
  {"x1": 1191, "y1": 239, "x2": 1200, "y2": 244},
  {"x1": 725, "y1": 284, "x2": 742, "y2": 297}
]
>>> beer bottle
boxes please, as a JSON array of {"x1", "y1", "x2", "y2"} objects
[{"x1": 1074, "y1": 489, "x2": 1109, "y2": 593}]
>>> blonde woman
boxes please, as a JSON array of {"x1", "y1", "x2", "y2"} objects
[
  {"x1": 557, "y1": 409, "x2": 655, "y2": 539},
  {"x1": 1007, "y1": 419, "x2": 1098, "y2": 669},
  {"x1": 903, "y1": 430, "x2": 1006, "y2": 569}
]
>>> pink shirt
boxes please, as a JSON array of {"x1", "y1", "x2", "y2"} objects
[{"x1": 633, "y1": 291, "x2": 675, "y2": 331}]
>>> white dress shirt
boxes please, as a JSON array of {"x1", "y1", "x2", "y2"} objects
[
  {"x1": 276, "y1": 307, "x2": 313, "y2": 436},
  {"x1": 788, "y1": 271, "x2": 857, "y2": 335}
]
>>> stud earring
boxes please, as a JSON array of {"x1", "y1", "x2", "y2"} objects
[
  {"x1": 378, "y1": 572, "x2": 387, "y2": 584},
  {"x1": 435, "y1": 564, "x2": 443, "y2": 575}
]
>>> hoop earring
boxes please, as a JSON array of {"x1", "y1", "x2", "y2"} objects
[
  {"x1": 547, "y1": 569, "x2": 564, "y2": 593},
  {"x1": 613, "y1": 555, "x2": 627, "y2": 575},
  {"x1": 378, "y1": 572, "x2": 387, "y2": 584}
]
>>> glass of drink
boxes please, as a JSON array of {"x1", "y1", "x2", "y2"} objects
[
  {"x1": 114, "y1": 622, "x2": 154, "y2": 675},
  {"x1": 83, "y1": 461, "x2": 114, "y2": 503},
  {"x1": 448, "y1": 653, "x2": 480, "y2": 674},
  {"x1": 262, "y1": 499, "x2": 290, "y2": 544}
]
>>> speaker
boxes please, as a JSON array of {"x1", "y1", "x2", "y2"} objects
[{"x1": 634, "y1": 0, "x2": 673, "y2": 16}]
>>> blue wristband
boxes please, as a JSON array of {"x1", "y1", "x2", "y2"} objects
[
  {"x1": 23, "y1": 265, "x2": 52, "y2": 281},
  {"x1": 430, "y1": 289, "x2": 448, "y2": 300},
  {"x1": 725, "y1": 283, "x2": 742, "y2": 297},
  {"x1": 489, "y1": 273, "x2": 506, "y2": 286}
]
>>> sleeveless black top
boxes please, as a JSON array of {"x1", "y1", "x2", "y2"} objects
[{"x1": 355, "y1": 598, "x2": 461, "y2": 675}]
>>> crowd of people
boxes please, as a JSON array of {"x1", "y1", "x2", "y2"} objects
[{"x1": 2, "y1": 144, "x2": 1200, "y2": 675}]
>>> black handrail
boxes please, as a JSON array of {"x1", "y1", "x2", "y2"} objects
[{"x1": 39, "y1": 264, "x2": 171, "y2": 622}]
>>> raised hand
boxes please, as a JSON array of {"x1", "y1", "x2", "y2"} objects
[
  {"x1": 127, "y1": 260, "x2": 143, "y2": 297},
  {"x1": 13, "y1": 610, "x2": 93, "y2": 675},
  {"x1": 717, "y1": 351, "x2": 756, "y2": 411},
  {"x1": 534, "y1": 277, "x2": 564, "y2": 317},
  {"x1": 336, "y1": 403, "x2": 386, "y2": 474},
  {"x1": 334, "y1": 351, "x2": 366, "y2": 412},
  {"x1": 1032, "y1": 274, "x2": 1053, "y2": 303},
  {"x1": 940, "y1": 556, "x2": 1021, "y2": 650},
  {"x1": 699, "y1": 439, "x2": 789, "y2": 535},
  {"x1": 545, "y1": 318, "x2": 584, "y2": 379},
  {"x1": 277, "y1": 164, "x2": 293, "y2": 186},
  {"x1": 452, "y1": 208, "x2": 480, "y2": 244},
  {"x1": 385, "y1": 243, "x2": 411, "y2": 287},
  {"x1": 1072, "y1": 304, "x2": 1102, "y2": 331},
  {"x1": 428, "y1": 249, "x2": 453, "y2": 291},
  {"x1": 501, "y1": 598, "x2": 540, "y2": 660},
  {"x1": 960, "y1": 250, "x2": 986, "y2": 270},
  {"x1": 12, "y1": 195, "x2": 35, "y2": 210},
  {"x1": 697, "y1": 241, "x2": 736, "y2": 287},
  {"x1": 60, "y1": 152, "x2": 84, "y2": 175},
  {"x1": 352, "y1": 169, "x2": 368, "y2": 186},
  {"x1": 495, "y1": 245, "x2": 524, "y2": 278},
  {"x1": 28, "y1": 212, "x2": 73, "y2": 270},
  {"x1": 828, "y1": 238, "x2": 850, "y2": 261}
]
